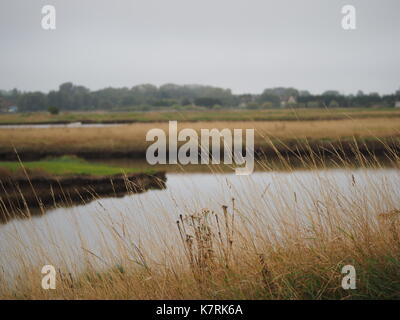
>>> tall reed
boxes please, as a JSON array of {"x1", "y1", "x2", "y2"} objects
[{"x1": 0, "y1": 141, "x2": 399, "y2": 300}]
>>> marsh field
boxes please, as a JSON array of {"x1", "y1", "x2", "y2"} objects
[
  {"x1": 0, "y1": 108, "x2": 400, "y2": 300},
  {"x1": 0, "y1": 108, "x2": 399, "y2": 124},
  {"x1": 0, "y1": 116, "x2": 399, "y2": 160}
]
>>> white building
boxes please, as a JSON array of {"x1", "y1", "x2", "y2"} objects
[
  {"x1": 395, "y1": 101, "x2": 400, "y2": 108},
  {"x1": 8, "y1": 106, "x2": 18, "y2": 113},
  {"x1": 281, "y1": 96, "x2": 297, "y2": 108}
]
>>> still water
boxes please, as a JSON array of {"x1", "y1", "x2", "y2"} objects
[
  {"x1": 0, "y1": 122, "x2": 122, "y2": 129},
  {"x1": 0, "y1": 168, "x2": 399, "y2": 280}
]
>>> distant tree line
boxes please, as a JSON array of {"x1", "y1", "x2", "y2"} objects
[
  {"x1": 255, "y1": 88, "x2": 399, "y2": 109},
  {"x1": 0, "y1": 83, "x2": 399, "y2": 112}
]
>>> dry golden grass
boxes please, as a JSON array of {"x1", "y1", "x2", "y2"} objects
[
  {"x1": 0, "y1": 146, "x2": 400, "y2": 300},
  {"x1": 0, "y1": 118, "x2": 399, "y2": 157}
]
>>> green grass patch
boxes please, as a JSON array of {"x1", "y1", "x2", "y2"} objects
[{"x1": 0, "y1": 156, "x2": 150, "y2": 177}]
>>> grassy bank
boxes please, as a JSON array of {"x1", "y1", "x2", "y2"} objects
[
  {"x1": 0, "y1": 118, "x2": 399, "y2": 160},
  {"x1": 0, "y1": 156, "x2": 146, "y2": 177},
  {"x1": 0, "y1": 108, "x2": 400, "y2": 124},
  {"x1": 0, "y1": 157, "x2": 166, "y2": 222},
  {"x1": 0, "y1": 149, "x2": 399, "y2": 299}
]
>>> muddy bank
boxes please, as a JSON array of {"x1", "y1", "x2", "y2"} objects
[
  {"x1": 0, "y1": 171, "x2": 166, "y2": 223},
  {"x1": 0, "y1": 138, "x2": 399, "y2": 162}
]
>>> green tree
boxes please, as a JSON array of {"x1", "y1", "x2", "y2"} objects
[
  {"x1": 194, "y1": 97, "x2": 222, "y2": 108},
  {"x1": 48, "y1": 106, "x2": 59, "y2": 115}
]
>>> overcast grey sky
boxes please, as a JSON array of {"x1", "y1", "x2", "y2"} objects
[{"x1": 0, "y1": 0, "x2": 399, "y2": 94}]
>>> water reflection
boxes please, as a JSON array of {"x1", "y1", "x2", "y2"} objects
[{"x1": 0, "y1": 168, "x2": 399, "y2": 281}]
